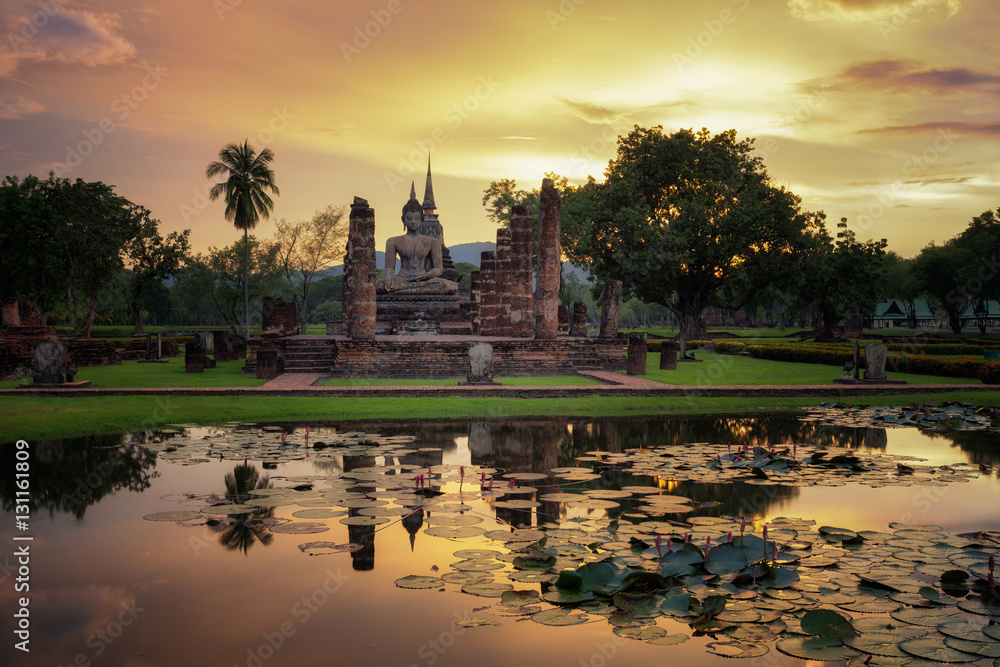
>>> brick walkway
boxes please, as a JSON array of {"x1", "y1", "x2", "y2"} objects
[{"x1": 2, "y1": 371, "x2": 996, "y2": 398}]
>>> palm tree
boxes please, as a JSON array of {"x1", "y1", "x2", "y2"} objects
[{"x1": 205, "y1": 140, "x2": 279, "y2": 340}]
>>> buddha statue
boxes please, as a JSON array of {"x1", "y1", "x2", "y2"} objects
[{"x1": 376, "y1": 191, "x2": 459, "y2": 296}]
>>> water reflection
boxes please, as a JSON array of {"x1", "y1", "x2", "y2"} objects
[
  {"x1": 0, "y1": 434, "x2": 157, "y2": 519},
  {"x1": 212, "y1": 463, "x2": 275, "y2": 555}
]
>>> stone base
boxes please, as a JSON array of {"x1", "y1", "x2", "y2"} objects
[
  {"x1": 18, "y1": 380, "x2": 92, "y2": 389},
  {"x1": 833, "y1": 378, "x2": 908, "y2": 385},
  {"x1": 244, "y1": 336, "x2": 626, "y2": 378}
]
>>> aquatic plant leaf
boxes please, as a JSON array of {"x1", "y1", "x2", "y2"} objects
[
  {"x1": 705, "y1": 544, "x2": 748, "y2": 575},
  {"x1": 842, "y1": 633, "x2": 910, "y2": 658},
  {"x1": 143, "y1": 511, "x2": 203, "y2": 522},
  {"x1": 339, "y1": 515, "x2": 391, "y2": 526},
  {"x1": 943, "y1": 637, "x2": 1000, "y2": 658},
  {"x1": 270, "y1": 522, "x2": 329, "y2": 534},
  {"x1": 455, "y1": 617, "x2": 500, "y2": 628},
  {"x1": 706, "y1": 640, "x2": 766, "y2": 658},
  {"x1": 425, "y1": 526, "x2": 487, "y2": 538},
  {"x1": 891, "y1": 607, "x2": 960, "y2": 626},
  {"x1": 297, "y1": 542, "x2": 363, "y2": 556},
  {"x1": 542, "y1": 589, "x2": 597, "y2": 604},
  {"x1": 394, "y1": 575, "x2": 444, "y2": 589},
  {"x1": 461, "y1": 582, "x2": 513, "y2": 597},
  {"x1": 659, "y1": 592, "x2": 693, "y2": 616},
  {"x1": 612, "y1": 593, "x2": 660, "y2": 618},
  {"x1": 938, "y1": 621, "x2": 993, "y2": 642},
  {"x1": 530, "y1": 608, "x2": 590, "y2": 626},
  {"x1": 801, "y1": 609, "x2": 858, "y2": 637},
  {"x1": 776, "y1": 637, "x2": 861, "y2": 662},
  {"x1": 899, "y1": 638, "x2": 983, "y2": 662}
]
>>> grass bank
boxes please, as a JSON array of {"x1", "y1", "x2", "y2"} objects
[
  {"x1": 634, "y1": 351, "x2": 982, "y2": 386},
  {"x1": 4, "y1": 391, "x2": 999, "y2": 442}
]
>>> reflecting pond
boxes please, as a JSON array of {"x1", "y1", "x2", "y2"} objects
[{"x1": 2, "y1": 412, "x2": 999, "y2": 667}]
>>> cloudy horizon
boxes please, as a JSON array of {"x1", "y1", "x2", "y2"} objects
[{"x1": 1, "y1": 0, "x2": 997, "y2": 259}]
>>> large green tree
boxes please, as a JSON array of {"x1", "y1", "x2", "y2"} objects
[
  {"x1": 795, "y1": 216, "x2": 887, "y2": 338},
  {"x1": 124, "y1": 213, "x2": 191, "y2": 334},
  {"x1": 574, "y1": 126, "x2": 808, "y2": 339},
  {"x1": 203, "y1": 235, "x2": 282, "y2": 336},
  {"x1": 206, "y1": 140, "x2": 279, "y2": 341}
]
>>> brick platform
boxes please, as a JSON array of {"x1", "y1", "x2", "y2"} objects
[{"x1": 244, "y1": 335, "x2": 626, "y2": 378}]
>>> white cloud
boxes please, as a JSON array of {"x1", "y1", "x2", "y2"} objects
[
  {"x1": 1, "y1": 8, "x2": 135, "y2": 78},
  {"x1": 787, "y1": 0, "x2": 962, "y2": 23}
]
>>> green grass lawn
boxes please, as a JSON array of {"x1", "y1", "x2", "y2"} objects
[
  {"x1": 4, "y1": 391, "x2": 999, "y2": 441},
  {"x1": 630, "y1": 351, "x2": 982, "y2": 386},
  {"x1": 0, "y1": 357, "x2": 267, "y2": 389},
  {"x1": 316, "y1": 375, "x2": 601, "y2": 387}
]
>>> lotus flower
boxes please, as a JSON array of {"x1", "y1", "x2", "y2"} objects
[
  {"x1": 684, "y1": 533, "x2": 691, "y2": 543},
  {"x1": 655, "y1": 535, "x2": 662, "y2": 558},
  {"x1": 480, "y1": 472, "x2": 487, "y2": 486},
  {"x1": 666, "y1": 538, "x2": 672, "y2": 553},
  {"x1": 727, "y1": 531, "x2": 733, "y2": 544},
  {"x1": 705, "y1": 536, "x2": 712, "y2": 554},
  {"x1": 763, "y1": 525, "x2": 768, "y2": 542},
  {"x1": 772, "y1": 541, "x2": 778, "y2": 566}
]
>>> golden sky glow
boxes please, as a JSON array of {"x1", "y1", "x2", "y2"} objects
[{"x1": 1, "y1": 0, "x2": 997, "y2": 257}]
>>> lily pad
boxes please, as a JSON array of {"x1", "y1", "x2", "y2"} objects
[
  {"x1": 455, "y1": 617, "x2": 500, "y2": 628},
  {"x1": 776, "y1": 636, "x2": 862, "y2": 662},
  {"x1": 802, "y1": 609, "x2": 858, "y2": 637},
  {"x1": 143, "y1": 511, "x2": 203, "y2": 522},
  {"x1": 706, "y1": 641, "x2": 767, "y2": 658},
  {"x1": 394, "y1": 575, "x2": 444, "y2": 589},
  {"x1": 530, "y1": 608, "x2": 590, "y2": 626},
  {"x1": 899, "y1": 637, "x2": 983, "y2": 662},
  {"x1": 943, "y1": 637, "x2": 1000, "y2": 658},
  {"x1": 270, "y1": 522, "x2": 329, "y2": 534},
  {"x1": 297, "y1": 542, "x2": 363, "y2": 556}
]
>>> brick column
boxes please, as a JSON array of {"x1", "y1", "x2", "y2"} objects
[
  {"x1": 509, "y1": 205, "x2": 534, "y2": 337},
  {"x1": 495, "y1": 228, "x2": 512, "y2": 336},
  {"x1": 346, "y1": 197, "x2": 376, "y2": 340},
  {"x1": 534, "y1": 178, "x2": 560, "y2": 339},
  {"x1": 340, "y1": 248, "x2": 351, "y2": 337},
  {"x1": 470, "y1": 270, "x2": 482, "y2": 335},
  {"x1": 600, "y1": 279, "x2": 622, "y2": 339},
  {"x1": 479, "y1": 251, "x2": 497, "y2": 336}
]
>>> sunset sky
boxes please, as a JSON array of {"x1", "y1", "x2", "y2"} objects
[{"x1": 1, "y1": 0, "x2": 997, "y2": 259}]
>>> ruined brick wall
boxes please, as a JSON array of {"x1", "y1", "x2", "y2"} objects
[{"x1": 321, "y1": 338, "x2": 625, "y2": 378}]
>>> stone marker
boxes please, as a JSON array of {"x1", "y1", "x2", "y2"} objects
[
  {"x1": 627, "y1": 333, "x2": 647, "y2": 376},
  {"x1": 256, "y1": 349, "x2": 281, "y2": 380},
  {"x1": 569, "y1": 302, "x2": 588, "y2": 337},
  {"x1": 864, "y1": 341, "x2": 888, "y2": 381},
  {"x1": 659, "y1": 341, "x2": 679, "y2": 370},
  {"x1": 853, "y1": 340, "x2": 860, "y2": 380},
  {"x1": 32, "y1": 340, "x2": 64, "y2": 384},
  {"x1": 185, "y1": 341, "x2": 205, "y2": 373},
  {"x1": 460, "y1": 342, "x2": 499, "y2": 386},
  {"x1": 534, "y1": 178, "x2": 561, "y2": 339},
  {"x1": 600, "y1": 280, "x2": 622, "y2": 339}
]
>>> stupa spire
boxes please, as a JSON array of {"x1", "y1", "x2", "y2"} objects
[
  {"x1": 422, "y1": 153, "x2": 436, "y2": 212},
  {"x1": 409, "y1": 181, "x2": 417, "y2": 201}
]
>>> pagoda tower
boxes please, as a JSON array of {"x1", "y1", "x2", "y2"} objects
[{"x1": 419, "y1": 155, "x2": 460, "y2": 284}]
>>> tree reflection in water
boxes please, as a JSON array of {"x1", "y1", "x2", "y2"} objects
[
  {"x1": 209, "y1": 463, "x2": 275, "y2": 555},
  {"x1": 0, "y1": 434, "x2": 158, "y2": 520}
]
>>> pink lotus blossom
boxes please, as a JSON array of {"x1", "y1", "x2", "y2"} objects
[{"x1": 655, "y1": 535, "x2": 662, "y2": 558}]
